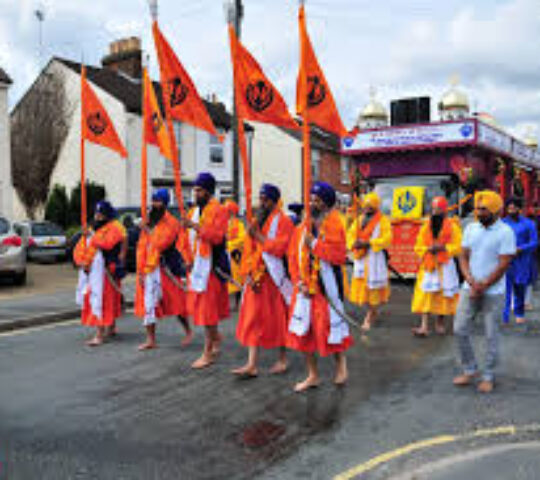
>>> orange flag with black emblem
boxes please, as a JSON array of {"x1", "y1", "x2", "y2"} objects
[
  {"x1": 296, "y1": 3, "x2": 346, "y2": 138},
  {"x1": 81, "y1": 66, "x2": 128, "y2": 157},
  {"x1": 80, "y1": 64, "x2": 127, "y2": 229},
  {"x1": 152, "y1": 21, "x2": 219, "y2": 138},
  {"x1": 143, "y1": 67, "x2": 174, "y2": 162},
  {"x1": 229, "y1": 24, "x2": 298, "y2": 130}
]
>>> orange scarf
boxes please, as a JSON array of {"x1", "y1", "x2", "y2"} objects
[
  {"x1": 241, "y1": 208, "x2": 280, "y2": 284},
  {"x1": 354, "y1": 211, "x2": 382, "y2": 259},
  {"x1": 300, "y1": 216, "x2": 329, "y2": 295},
  {"x1": 191, "y1": 198, "x2": 220, "y2": 259},
  {"x1": 422, "y1": 217, "x2": 452, "y2": 272}
]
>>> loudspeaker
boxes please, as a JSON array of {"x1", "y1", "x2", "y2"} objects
[{"x1": 391, "y1": 97, "x2": 431, "y2": 126}]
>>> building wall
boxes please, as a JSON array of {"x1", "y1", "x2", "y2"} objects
[
  {"x1": 250, "y1": 122, "x2": 302, "y2": 209},
  {"x1": 0, "y1": 81, "x2": 12, "y2": 218},
  {"x1": 319, "y1": 151, "x2": 352, "y2": 198},
  {"x1": 12, "y1": 59, "x2": 235, "y2": 220}
]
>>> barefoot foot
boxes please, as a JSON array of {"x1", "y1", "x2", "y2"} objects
[
  {"x1": 86, "y1": 337, "x2": 104, "y2": 347},
  {"x1": 181, "y1": 330, "x2": 194, "y2": 348},
  {"x1": 294, "y1": 376, "x2": 320, "y2": 393},
  {"x1": 269, "y1": 360, "x2": 288, "y2": 375},
  {"x1": 138, "y1": 342, "x2": 157, "y2": 351},
  {"x1": 231, "y1": 365, "x2": 258, "y2": 378},
  {"x1": 191, "y1": 354, "x2": 215, "y2": 369}
]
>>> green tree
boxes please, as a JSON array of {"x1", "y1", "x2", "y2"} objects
[
  {"x1": 69, "y1": 182, "x2": 106, "y2": 226},
  {"x1": 44, "y1": 184, "x2": 70, "y2": 228}
]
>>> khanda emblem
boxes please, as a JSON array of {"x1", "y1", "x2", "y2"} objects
[
  {"x1": 246, "y1": 80, "x2": 274, "y2": 112},
  {"x1": 307, "y1": 75, "x2": 326, "y2": 107},
  {"x1": 87, "y1": 112, "x2": 108, "y2": 136},
  {"x1": 398, "y1": 190, "x2": 417, "y2": 214},
  {"x1": 151, "y1": 112, "x2": 163, "y2": 135},
  {"x1": 168, "y1": 77, "x2": 189, "y2": 108}
]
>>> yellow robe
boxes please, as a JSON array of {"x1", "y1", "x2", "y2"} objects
[
  {"x1": 227, "y1": 217, "x2": 246, "y2": 294},
  {"x1": 411, "y1": 220, "x2": 462, "y2": 315},
  {"x1": 347, "y1": 214, "x2": 393, "y2": 306}
]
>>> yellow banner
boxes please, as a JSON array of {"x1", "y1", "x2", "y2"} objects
[{"x1": 392, "y1": 187, "x2": 425, "y2": 219}]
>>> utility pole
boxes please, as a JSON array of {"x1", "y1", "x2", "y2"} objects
[
  {"x1": 225, "y1": 0, "x2": 243, "y2": 204},
  {"x1": 35, "y1": 5, "x2": 45, "y2": 68}
]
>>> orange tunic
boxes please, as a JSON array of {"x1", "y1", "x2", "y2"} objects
[
  {"x1": 134, "y1": 211, "x2": 187, "y2": 319},
  {"x1": 186, "y1": 199, "x2": 230, "y2": 326},
  {"x1": 236, "y1": 209, "x2": 293, "y2": 348},
  {"x1": 287, "y1": 210, "x2": 354, "y2": 356},
  {"x1": 74, "y1": 220, "x2": 126, "y2": 328}
]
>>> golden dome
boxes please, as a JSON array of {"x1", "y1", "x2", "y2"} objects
[
  {"x1": 440, "y1": 75, "x2": 469, "y2": 110},
  {"x1": 359, "y1": 87, "x2": 388, "y2": 121},
  {"x1": 524, "y1": 133, "x2": 538, "y2": 149}
]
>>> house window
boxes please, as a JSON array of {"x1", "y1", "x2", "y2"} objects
[
  {"x1": 341, "y1": 157, "x2": 350, "y2": 184},
  {"x1": 311, "y1": 149, "x2": 321, "y2": 181},
  {"x1": 210, "y1": 130, "x2": 224, "y2": 164}
]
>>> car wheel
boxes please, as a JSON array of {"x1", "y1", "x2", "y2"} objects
[{"x1": 14, "y1": 270, "x2": 27, "y2": 286}]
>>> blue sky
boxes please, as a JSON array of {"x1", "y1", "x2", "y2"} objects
[{"x1": 1, "y1": 0, "x2": 539, "y2": 139}]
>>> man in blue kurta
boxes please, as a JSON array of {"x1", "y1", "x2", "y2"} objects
[{"x1": 503, "y1": 198, "x2": 538, "y2": 324}]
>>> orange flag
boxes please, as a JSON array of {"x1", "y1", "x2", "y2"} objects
[
  {"x1": 229, "y1": 24, "x2": 298, "y2": 130},
  {"x1": 143, "y1": 67, "x2": 175, "y2": 162},
  {"x1": 81, "y1": 66, "x2": 128, "y2": 157},
  {"x1": 152, "y1": 21, "x2": 219, "y2": 138},
  {"x1": 296, "y1": 4, "x2": 346, "y2": 138}
]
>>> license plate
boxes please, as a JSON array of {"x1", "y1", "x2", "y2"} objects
[{"x1": 46, "y1": 239, "x2": 59, "y2": 246}]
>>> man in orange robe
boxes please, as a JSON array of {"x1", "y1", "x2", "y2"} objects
[
  {"x1": 74, "y1": 201, "x2": 127, "y2": 346},
  {"x1": 181, "y1": 172, "x2": 230, "y2": 369},
  {"x1": 232, "y1": 184, "x2": 294, "y2": 378},
  {"x1": 135, "y1": 189, "x2": 190, "y2": 351},
  {"x1": 288, "y1": 182, "x2": 353, "y2": 392}
]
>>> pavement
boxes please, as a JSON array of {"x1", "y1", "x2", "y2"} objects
[
  {"x1": 1, "y1": 271, "x2": 539, "y2": 479},
  {"x1": 0, "y1": 263, "x2": 135, "y2": 332}
]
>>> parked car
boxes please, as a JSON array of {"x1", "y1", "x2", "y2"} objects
[
  {"x1": 20, "y1": 221, "x2": 68, "y2": 263},
  {"x1": 0, "y1": 216, "x2": 27, "y2": 285}
]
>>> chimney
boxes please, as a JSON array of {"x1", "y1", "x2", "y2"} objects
[{"x1": 101, "y1": 37, "x2": 142, "y2": 79}]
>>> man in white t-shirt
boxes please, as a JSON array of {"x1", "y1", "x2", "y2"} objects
[{"x1": 454, "y1": 190, "x2": 516, "y2": 394}]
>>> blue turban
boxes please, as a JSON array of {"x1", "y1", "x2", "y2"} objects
[
  {"x1": 152, "y1": 188, "x2": 170, "y2": 206},
  {"x1": 195, "y1": 172, "x2": 216, "y2": 194},
  {"x1": 260, "y1": 183, "x2": 281, "y2": 203},
  {"x1": 95, "y1": 200, "x2": 117, "y2": 220},
  {"x1": 311, "y1": 181, "x2": 336, "y2": 207}
]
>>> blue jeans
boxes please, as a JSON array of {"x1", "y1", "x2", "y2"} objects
[
  {"x1": 454, "y1": 290, "x2": 504, "y2": 382},
  {"x1": 503, "y1": 273, "x2": 526, "y2": 323}
]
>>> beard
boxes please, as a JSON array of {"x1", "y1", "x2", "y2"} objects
[
  {"x1": 479, "y1": 213, "x2": 495, "y2": 227},
  {"x1": 430, "y1": 214, "x2": 444, "y2": 238},
  {"x1": 149, "y1": 206, "x2": 166, "y2": 227},
  {"x1": 257, "y1": 206, "x2": 272, "y2": 228},
  {"x1": 196, "y1": 195, "x2": 209, "y2": 209},
  {"x1": 92, "y1": 219, "x2": 108, "y2": 231},
  {"x1": 510, "y1": 212, "x2": 520, "y2": 221},
  {"x1": 311, "y1": 206, "x2": 323, "y2": 219},
  {"x1": 361, "y1": 211, "x2": 374, "y2": 229}
]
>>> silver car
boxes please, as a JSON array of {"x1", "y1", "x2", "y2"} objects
[
  {"x1": 0, "y1": 216, "x2": 27, "y2": 285},
  {"x1": 20, "y1": 221, "x2": 67, "y2": 263}
]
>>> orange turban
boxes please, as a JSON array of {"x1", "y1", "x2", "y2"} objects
[
  {"x1": 224, "y1": 200, "x2": 239, "y2": 216},
  {"x1": 363, "y1": 192, "x2": 380, "y2": 210},
  {"x1": 432, "y1": 196, "x2": 448, "y2": 213},
  {"x1": 476, "y1": 190, "x2": 503, "y2": 214}
]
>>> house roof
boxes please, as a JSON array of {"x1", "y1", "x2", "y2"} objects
[
  {"x1": 0, "y1": 67, "x2": 12, "y2": 85},
  {"x1": 56, "y1": 57, "x2": 244, "y2": 132},
  {"x1": 279, "y1": 123, "x2": 341, "y2": 153}
]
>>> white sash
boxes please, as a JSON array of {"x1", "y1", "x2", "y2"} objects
[
  {"x1": 143, "y1": 267, "x2": 163, "y2": 326},
  {"x1": 76, "y1": 246, "x2": 105, "y2": 320},
  {"x1": 261, "y1": 212, "x2": 293, "y2": 305},
  {"x1": 353, "y1": 222, "x2": 388, "y2": 289},
  {"x1": 421, "y1": 260, "x2": 460, "y2": 298},
  {"x1": 189, "y1": 207, "x2": 212, "y2": 293},
  {"x1": 288, "y1": 226, "x2": 349, "y2": 344},
  {"x1": 319, "y1": 259, "x2": 350, "y2": 344}
]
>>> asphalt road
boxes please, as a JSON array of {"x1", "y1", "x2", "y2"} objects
[{"x1": 1, "y1": 286, "x2": 539, "y2": 480}]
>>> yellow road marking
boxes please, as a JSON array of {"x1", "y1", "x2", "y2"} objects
[
  {"x1": 335, "y1": 424, "x2": 540, "y2": 480},
  {"x1": 0, "y1": 320, "x2": 79, "y2": 338}
]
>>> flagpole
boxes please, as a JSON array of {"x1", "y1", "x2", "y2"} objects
[
  {"x1": 80, "y1": 64, "x2": 87, "y2": 231},
  {"x1": 141, "y1": 67, "x2": 149, "y2": 222},
  {"x1": 299, "y1": 0, "x2": 311, "y2": 226},
  {"x1": 228, "y1": 23, "x2": 253, "y2": 222}
]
